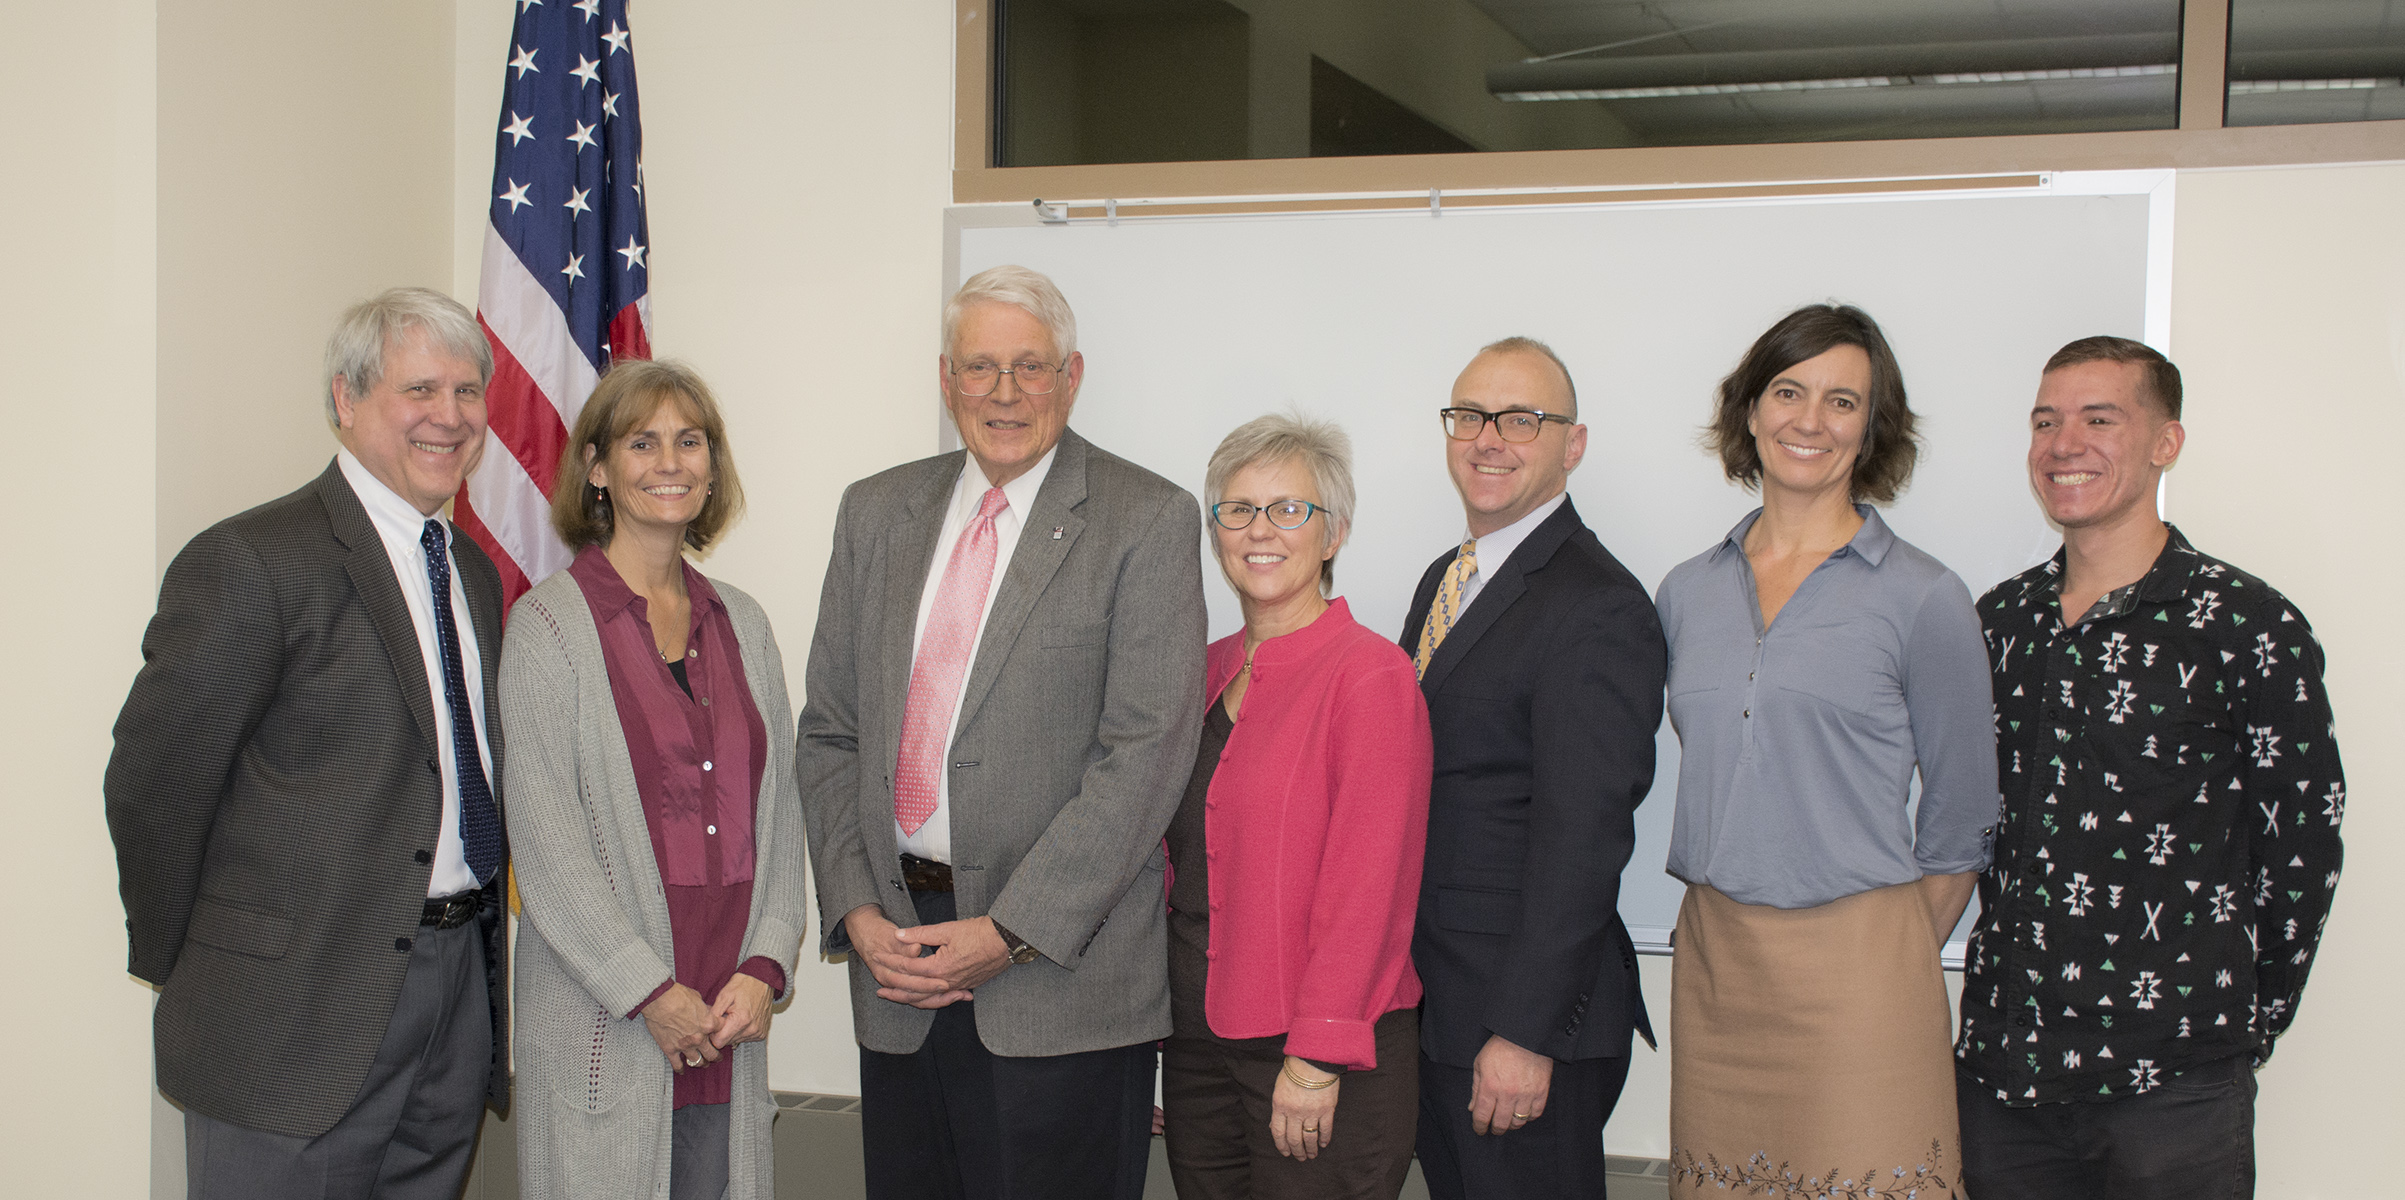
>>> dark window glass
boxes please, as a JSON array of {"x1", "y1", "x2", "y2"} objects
[
  {"x1": 2226, "y1": 1, "x2": 2405, "y2": 127},
  {"x1": 993, "y1": 0, "x2": 2184, "y2": 167}
]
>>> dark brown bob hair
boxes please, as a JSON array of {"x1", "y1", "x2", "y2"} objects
[
  {"x1": 551, "y1": 359, "x2": 746, "y2": 554},
  {"x1": 1709, "y1": 303, "x2": 1919, "y2": 504},
  {"x1": 2043, "y1": 335, "x2": 2183, "y2": 421}
]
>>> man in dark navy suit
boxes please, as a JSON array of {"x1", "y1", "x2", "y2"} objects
[{"x1": 1404, "y1": 337, "x2": 1665, "y2": 1200}]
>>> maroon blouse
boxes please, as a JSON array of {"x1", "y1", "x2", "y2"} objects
[{"x1": 569, "y1": 546, "x2": 780, "y2": 1108}]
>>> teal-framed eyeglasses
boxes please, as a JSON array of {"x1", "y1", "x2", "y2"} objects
[{"x1": 1211, "y1": 500, "x2": 1322, "y2": 531}]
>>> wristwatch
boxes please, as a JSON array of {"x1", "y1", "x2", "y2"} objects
[{"x1": 991, "y1": 919, "x2": 1041, "y2": 965}]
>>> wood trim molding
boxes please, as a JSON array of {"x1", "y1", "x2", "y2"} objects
[{"x1": 954, "y1": 0, "x2": 2405, "y2": 206}]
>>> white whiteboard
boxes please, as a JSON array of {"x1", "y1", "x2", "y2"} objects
[{"x1": 949, "y1": 173, "x2": 2165, "y2": 958}]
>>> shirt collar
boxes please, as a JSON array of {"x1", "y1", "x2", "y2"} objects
[
  {"x1": 2039, "y1": 523, "x2": 2202, "y2": 620},
  {"x1": 337, "y1": 448, "x2": 445, "y2": 547},
  {"x1": 1709, "y1": 502, "x2": 1893, "y2": 566},
  {"x1": 958, "y1": 443, "x2": 1059, "y2": 524},
  {"x1": 1464, "y1": 491, "x2": 1566, "y2": 572},
  {"x1": 567, "y1": 542, "x2": 725, "y2": 624}
]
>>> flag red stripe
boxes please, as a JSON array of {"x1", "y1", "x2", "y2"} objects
[
  {"x1": 478, "y1": 314, "x2": 571, "y2": 496},
  {"x1": 451, "y1": 491, "x2": 534, "y2": 605},
  {"x1": 608, "y1": 301, "x2": 651, "y2": 362}
]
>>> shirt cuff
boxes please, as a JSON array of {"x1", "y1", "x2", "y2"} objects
[
  {"x1": 626, "y1": 977, "x2": 675, "y2": 1020},
  {"x1": 737, "y1": 956, "x2": 787, "y2": 999}
]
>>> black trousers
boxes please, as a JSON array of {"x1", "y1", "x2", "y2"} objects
[
  {"x1": 1957, "y1": 1056, "x2": 2258, "y2": 1199},
  {"x1": 1161, "y1": 1007, "x2": 1420, "y2": 1200},
  {"x1": 858, "y1": 889, "x2": 1155, "y2": 1200},
  {"x1": 184, "y1": 919, "x2": 491, "y2": 1200},
  {"x1": 1415, "y1": 1046, "x2": 1632, "y2": 1200}
]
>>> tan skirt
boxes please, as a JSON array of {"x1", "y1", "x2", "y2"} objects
[{"x1": 1669, "y1": 881, "x2": 1960, "y2": 1198}]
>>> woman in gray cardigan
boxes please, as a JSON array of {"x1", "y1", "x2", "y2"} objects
[{"x1": 501, "y1": 360, "x2": 807, "y2": 1200}]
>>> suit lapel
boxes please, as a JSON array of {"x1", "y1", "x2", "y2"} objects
[
  {"x1": 321, "y1": 464, "x2": 440, "y2": 764},
  {"x1": 880, "y1": 454, "x2": 966, "y2": 751},
  {"x1": 1419, "y1": 498, "x2": 1584, "y2": 693},
  {"x1": 953, "y1": 431, "x2": 1090, "y2": 737}
]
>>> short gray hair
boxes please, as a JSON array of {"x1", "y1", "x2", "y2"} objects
[
  {"x1": 1204, "y1": 412, "x2": 1356, "y2": 594},
  {"x1": 1480, "y1": 335, "x2": 1578, "y2": 417},
  {"x1": 942, "y1": 264, "x2": 1078, "y2": 362},
  {"x1": 323, "y1": 288, "x2": 494, "y2": 425}
]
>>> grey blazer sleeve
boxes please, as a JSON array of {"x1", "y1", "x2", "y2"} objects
[
  {"x1": 499, "y1": 590, "x2": 677, "y2": 1017},
  {"x1": 983, "y1": 486, "x2": 1206, "y2": 965},
  {"x1": 106, "y1": 525, "x2": 285, "y2": 985},
  {"x1": 796, "y1": 480, "x2": 885, "y2": 953}
]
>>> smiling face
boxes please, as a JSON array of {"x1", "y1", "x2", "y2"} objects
[
  {"x1": 2028, "y1": 358, "x2": 2184, "y2": 533},
  {"x1": 940, "y1": 300, "x2": 1083, "y2": 487},
  {"x1": 1747, "y1": 343, "x2": 1871, "y2": 503},
  {"x1": 1444, "y1": 348, "x2": 1587, "y2": 538},
  {"x1": 1214, "y1": 456, "x2": 1340, "y2": 617},
  {"x1": 588, "y1": 393, "x2": 714, "y2": 541},
  {"x1": 333, "y1": 328, "x2": 490, "y2": 515}
]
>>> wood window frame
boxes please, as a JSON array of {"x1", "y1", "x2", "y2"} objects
[{"x1": 954, "y1": 0, "x2": 2405, "y2": 206}]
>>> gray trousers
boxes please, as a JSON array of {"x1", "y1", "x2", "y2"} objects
[{"x1": 184, "y1": 918, "x2": 492, "y2": 1200}]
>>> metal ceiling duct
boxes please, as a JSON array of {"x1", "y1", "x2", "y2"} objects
[{"x1": 1487, "y1": 32, "x2": 2178, "y2": 98}]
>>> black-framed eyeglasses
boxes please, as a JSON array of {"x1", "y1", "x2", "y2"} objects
[
  {"x1": 1212, "y1": 500, "x2": 1323, "y2": 531},
  {"x1": 950, "y1": 358, "x2": 1063, "y2": 397},
  {"x1": 1439, "y1": 407, "x2": 1571, "y2": 443}
]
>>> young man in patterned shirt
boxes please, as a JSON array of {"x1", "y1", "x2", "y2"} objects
[{"x1": 1954, "y1": 336, "x2": 2346, "y2": 1198}]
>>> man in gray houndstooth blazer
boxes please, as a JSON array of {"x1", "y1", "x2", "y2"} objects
[
  {"x1": 798, "y1": 265, "x2": 1206, "y2": 1199},
  {"x1": 106, "y1": 289, "x2": 509, "y2": 1200}
]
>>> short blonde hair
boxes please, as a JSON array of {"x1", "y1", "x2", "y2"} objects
[
  {"x1": 1203, "y1": 412, "x2": 1356, "y2": 594},
  {"x1": 551, "y1": 360, "x2": 746, "y2": 554}
]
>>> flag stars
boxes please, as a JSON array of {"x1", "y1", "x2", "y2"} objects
[
  {"x1": 574, "y1": 0, "x2": 601, "y2": 20},
  {"x1": 561, "y1": 253, "x2": 587, "y2": 282},
  {"x1": 567, "y1": 120, "x2": 598, "y2": 151},
  {"x1": 497, "y1": 179, "x2": 532, "y2": 212},
  {"x1": 570, "y1": 54, "x2": 601, "y2": 87},
  {"x1": 602, "y1": 90, "x2": 621, "y2": 119},
  {"x1": 501, "y1": 111, "x2": 535, "y2": 146},
  {"x1": 509, "y1": 44, "x2": 539, "y2": 79},
  {"x1": 617, "y1": 236, "x2": 649, "y2": 271},
  {"x1": 563, "y1": 186, "x2": 593, "y2": 217},
  {"x1": 603, "y1": 22, "x2": 631, "y2": 54}
]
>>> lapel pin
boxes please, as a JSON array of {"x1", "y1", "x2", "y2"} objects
[{"x1": 1051, "y1": 526, "x2": 1065, "y2": 540}]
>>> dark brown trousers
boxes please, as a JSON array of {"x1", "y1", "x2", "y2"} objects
[{"x1": 1161, "y1": 1006, "x2": 1420, "y2": 1200}]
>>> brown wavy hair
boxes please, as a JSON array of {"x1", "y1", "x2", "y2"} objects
[
  {"x1": 551, "y1": 359, "x2": 746, "y2": 553},
  {"x1": 1708, "y1": 304, "x2": 1919, "y2": 504}
]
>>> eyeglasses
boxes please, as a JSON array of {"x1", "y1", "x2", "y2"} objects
[
  {"x1": 1212, "y1": 500, "x2": 1323, "y2": 531},
  {"x1": 950, "y1": 358, "x2": 1062, "y2": 397},
  {"x1": 1440, "y1": 407, "x2": 1572, "y2": 443}
]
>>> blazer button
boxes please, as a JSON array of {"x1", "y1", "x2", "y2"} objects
[
  {"x1": 395, "y1": 937, "x2": 413, "y2": 952},
  {"x1": 414, "y1": 850, "x2": 432, "y2": 864}
]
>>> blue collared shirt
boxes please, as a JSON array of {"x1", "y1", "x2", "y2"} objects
[{"x1": 1656, "y1": 505, "x2": 1998, "y2": 910}]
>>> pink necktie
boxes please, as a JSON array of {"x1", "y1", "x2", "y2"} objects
[{"x1": 894, "y1": 487, "x2": 1010, "y2": 836}]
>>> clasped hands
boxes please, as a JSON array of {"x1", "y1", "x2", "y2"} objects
[
  {"x1": 845, "y1": 904, "x2": 1015, "y2": 1009},
  {"x1": 640, "y1": 973, "x2": 774, "y2": 1074}
]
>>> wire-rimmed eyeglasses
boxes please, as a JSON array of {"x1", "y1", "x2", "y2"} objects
[
  {"x1": 950, "y1": 358, "x2": 1063, "y2": 397},
  {"x1": 1211, "y1": 500, "x2": 1323, "y2": 531},
  {"x1": 1440, "y1": 407, "x2": 1572, "y2": 443}
]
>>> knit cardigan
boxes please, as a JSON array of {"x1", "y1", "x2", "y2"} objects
[
  {"x1": 1194, "y1": 598, "x2": 1432, "y2": 1069},
  {"x1": 500, "y1": 569, "x2": 808, "y2": 1200}
]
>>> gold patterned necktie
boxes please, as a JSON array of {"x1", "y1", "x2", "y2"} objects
[{"x1": 1414, "y1": 537, "x2": 1478, "y2": 678}]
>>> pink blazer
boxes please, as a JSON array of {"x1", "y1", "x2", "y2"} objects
[{"x1": 1191, "y1": 597, "x2": 1433, "y2": 1069}]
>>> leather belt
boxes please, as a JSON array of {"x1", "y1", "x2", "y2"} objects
[
  {"x1": 900, "y1": 854, "x2": 954, "y2": 893},
  {"x1": 421, "y1": 891, "x2": 483, "y2": 930}
]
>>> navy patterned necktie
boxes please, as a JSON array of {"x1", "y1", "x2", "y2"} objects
[{"x1": 421, "y1": 520, "x2": 504, "y2": 885}]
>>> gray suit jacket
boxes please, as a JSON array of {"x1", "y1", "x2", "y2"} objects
[
  {"x1": 797, "y1": 429, "x2": 1206, "y2": 1057},
  {"x1": 106, "y1": 460, "x2": 508, "y2": 1138}
]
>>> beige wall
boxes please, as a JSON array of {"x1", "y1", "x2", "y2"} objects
[{"x1": 0, "y1": 1, "x2": 159, "y2": 1195}]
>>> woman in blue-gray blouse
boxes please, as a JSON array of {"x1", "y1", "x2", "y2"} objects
[{"x1": 1657, "y1": 304, "x2": 1996, "y2": 1197}]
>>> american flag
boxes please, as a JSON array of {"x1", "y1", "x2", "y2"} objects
[{"x1": 457, "y1": 0, "x2": 651, "y2": 606}]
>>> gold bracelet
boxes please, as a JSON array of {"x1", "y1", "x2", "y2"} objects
[{"x1": 1281, "y1": 1060, "x2": 1338, "y2": 1090}]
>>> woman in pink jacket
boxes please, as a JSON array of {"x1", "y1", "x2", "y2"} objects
[{"x1": 1161, "y1": 413, "x2": 1435, "y2": 1200}]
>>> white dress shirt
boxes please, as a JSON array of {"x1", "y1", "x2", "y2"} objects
[
  {"x1": 337, "y1": 451, "x2": 494, "y2": 898},
  {"x1": 1458, "y1": 491, "x2": 1568, "y2": 612},
  {"x1": 897, "y1": 445, "x2": 1059, "y2": 864}
]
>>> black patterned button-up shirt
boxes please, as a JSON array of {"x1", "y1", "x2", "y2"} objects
[{"x1": 1956, "y1": 526, "x2": 2345, "y2": 1106}]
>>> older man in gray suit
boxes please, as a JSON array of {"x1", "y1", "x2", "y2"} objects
[
  {"x1": 107, "y1": 288, "x2": 508, "y2": 1199},
  {"x1": 799, "y1": 264, "x2": 1206, "y2": 1199}
]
